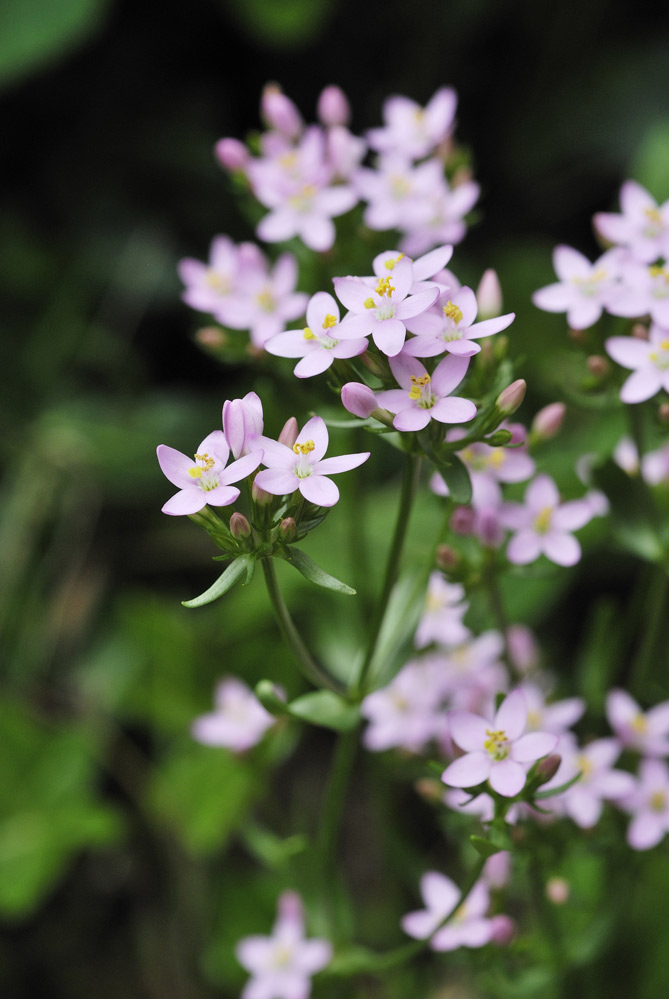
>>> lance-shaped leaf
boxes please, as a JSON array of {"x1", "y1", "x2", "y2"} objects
[
  {"x1": 426, "y1": 448, "x2": 472, "y2": 504},
  {"x1": 182, "y1": 555, "x2": 254, "y2": 608},
  {"x1": 287, "y1": 690, "x2": 360, "y2": 732},
  {"x1": 276, "y1": 547, "x2": 356, "y2": 595},
  {"x1": 470, "y1": 834, "x2": 505, "y2": 859}
]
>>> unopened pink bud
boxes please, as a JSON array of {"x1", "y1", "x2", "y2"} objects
[
  {"x1": 261, "y1": 84, "x2": 302, "y2": 138},
  {"x1": 230, "y1": 512, "x2": 251, "y2": 540},
  {"x1": 214, "y1": 137, "x2": 249, "y2": 172},
  {"x1": 252, "y1": 477, "x2": 273, "y2": 506},
  {"x1": 278, "y1": 417, "x2": 299, "y2": 448},
  {"x1": 586, "y1": 355, "x2": 609, "y2": 377},
  {"x1": 659, "y1": 403, "x2": 669, "y2": 424},
  {"x1": 476, "y1": 268, "x2": 502, "y2": 319},
  {"x1": 279, "y1": 517, "x2": 297, "y2": 541},
  {"x1": 435, "y1": 544, "x2": 459, "y2": 571},
  {"x1": 317, "y1": 85, "x2": 350, "y2": 127},
  {"x1": 532, "y1": 402, "x2": 566, "y2": 441},
  {"x1": 195, "y1": 326, "x2": 226, "y2": 349},
  {"x1": 496, "y1": 379, "x2": 526, "y2": 416},
  {"x1": 484, "y1": 850, "x2": 511, "y2": 889},
  {"x1": 535, "y1": 754, "x2": 561, "y2": 785},
  {"x1": 506, "y1": 624, "x2": 538, "y2": 674},
  {"x1": 277, "y1": 890, "x2": 303, "y2": 928},
  {"x1": 546, "y1": 877, "x2": 570, "y2": 905},
  {"x1": 451, "y1": 505, "x2": 475, "y2": 535},
  {"x1": 341, "y1": 382, "x2": 377, "y2": 418},
  {"x1": 490, "y1": 914, "x2": 516, "y2": 946}
]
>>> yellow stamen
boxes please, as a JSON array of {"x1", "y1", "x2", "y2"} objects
[
  {"x1": 631, "y1": 713, "x2": 648, "y2": 734},
  {"x1": 534, "y1": 507, "x2": 553, "y2": 533},
  {"x1": 443, "y1": 301, "x2": 464, "y2": 324},
  {"x1": 292, "y1": 439, "x2": 316, "y2": 455},
  {"x1": 408, "y1": 373, "x2": 430, "y2": 400},
  {"x1": 577, "y1": 755, "x2": 593, "y2": 777},
  {"x1": 484, "y1": 728, "x2": 509, "y2": 761},
  {"x1": 194, "y1": 453, "x2": 215, "y2": 470},
  {"x1": 650, "y1": 790, "x2": 667, "y2": 812},
  {"x1": 374, "y1": 276, "x2": 395, "y2": 298},
  {"x1": 188, "y1": 467, "x2": 203, "y2": 478},
  {"x1": 303, "y1": 327, "x2": 315, "y2": 340},
  {"x1": 384, "y1": 253, "x2": 405, "y2": 271},
  {"x1": 322, "y1": 314, "x2": 337, "y2": 329},
  {"x1": 363, "y1": 297, "x2": 375, "y2": 309},
  {"x1": 646, "y1": 207, "x2": 662, "y2": 224},
  {"x1": 256, "y1": 290, "x2": 274, "y2": 311},
  {"x1": 650, "y1": 265, "x2": 669, "y2": 282}
]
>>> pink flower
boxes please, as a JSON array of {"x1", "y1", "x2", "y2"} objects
[
  {"x1": 178, "y1": 235, "x2": 238, "y2": 315},
  {"x1": 236, "y1": 891, "x2": 332, "y2": 999},
  {"x1": 532, "y1": 245, "x2": 623, "y2": 329},
  {"x1": 414, "y1": 573, "x2": 471, "y2": 649},
  {"x1": 375, "y1": 353, "x2": 476, "y2": 432},
  {"x1": 401, "y1": 872, "x2": 499, "y2": 952},
  {"x1": 156, "y1": 431, "x2": 262, "y2": 516},
  {"x1": 620, "y1": 758, "x2": 669, "y2": 850},
  {"x1": 264, "y1": 291, "x2": 368, "y2": 377},
  {"x1": 594, "y1": 180, "x2": 669, "y2": 264},
  {"x1": 221, "y1": 249, "x2": 308, "y2": 349},
  {"x1": 500, "y1": 474, "x2": 593, "y2": 567},
  {"x1": 254, "y1": 416, "x2": 369, "y2": 507},
  {"x1": 403, "y1": 286, "x2": 515, "y2": 358},
  {"x1": 334, "y1": 256, "x2": 438, "y2": 356},
  {"x1": 542, "y1": 735, "x2": 636, "y2": 828},
  {"x1": 317, "y1": 85, "x2": 350, "y2": 128},
  {"x1": 222, "y1": 391, "x2": 264, "y2": 458},
  {"x1": 606, "y1": 689, "x2": 669, "y2": 756},
  {"x1": 361, "y1": 661, "x2": 447, "y2": 753},
  {"x1": 606, "y1": 323, "x2": 669, "y2": 403},
  {"x1": 398, "y1": 176, "x2": 480, "y2": 257},
  {"x1": 354, "y1": 155, "x2": 445, "y2": 234},
  {"x1": 520, "y1": 683, "x2": 585, "y2": 735},
  {"x1": 442, "y1": 689, "x2": 558, "y2": 797},
  {"x1": 192, "y1": 678, "x2": 277, "y2": 752},
  {"x1": 367, "y1": 88, "x2": 457, "y2": 160},
  {"x1": 607, "y1": 262, "x2": 669, "y2": 327}
]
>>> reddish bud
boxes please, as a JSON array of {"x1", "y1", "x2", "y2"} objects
[
  {"x1": 229, "y1": 512, "x2": 251, "y2": 539},
  {"x1": 531, "y1": 402, "x2": 566, "y2": 441},
  {"x1": 476, "y1": 268, "x2": 502, "y2": 319},
  {"x1": 214, "y1": 138, "x2": 249, "y2": 172},
  {"x1": 435, "y1": 544, "x2": 459, "y2": 571},
  {"x1": 535, "y1": 754, "x2": 561, "y2": 785},
  {"x1": 546, "y1": 877, "x2": 570, "y2": 905},
  {"x1": 341, "y1": 382, "x2": 377, "y2": 418},
  {"x1": 317, "y1": 85, "x2": 350, "y2": 127},
  {"x1": 496, "y1": 379, "x2": 526, "y2": 416},
  {"x1": 586, "y1": 355, "x2": 609, "y2": 377},
  {"x1": 278, "y1": 417, "x2": 299, "y2": 448},
  {"x1": 279, "y1": 517, "x2": 297, "y2": 542},
  {"x1": 261, "y1": 84, "x2": 302, "y2": 138},
  {"x1": 632, "y1": 323, "x2": 649, "y2": 340}
]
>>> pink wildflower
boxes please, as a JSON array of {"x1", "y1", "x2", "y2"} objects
[
  {"x1": 265, "y1": 291, "x2": 368, "y2": 377},
  {"x1": 375, "y1": 353, "x2": 476, "y2": 432},
  {"x1": 255, "y1": 416, "x2": 369, "y2": 507},
  {"x1": 221, "y1": 249, "x2": 308, "y2": 349},
  {"x1": 500, "y1": 474, "x2": 594, "y2": 567},
  {"x1": 606, "y1": 689, "x2": 669, "y2": 756},
  {"x1": 361, "y1": 661, "x2": 447, "y2": 753},
  {"x1": 401, "y1": 872, "x2": 499, "y2": 952},
  {"x1": 156, "y1": 431, "x2": 262, "y2": 516},
  {"x1": 541, "y1": 735, "x2": 635, "y2": 828},
  {"x1": 594, "y1": 180, "x2": 669, "y2": 264},
  {"x1": 367, "y1": 88, "x2": 457, "y2": 160},
  {"x1": 403, "y1": 285, "x2": 515, "y2": 358},
  {"x1": 607, "y1": 261, "x2": 669, "y2": 327},
  {"x1": 236, "y1": 891, "x2": 332, "y2": 999},
  {"x1": 532, "y1": 245, "x2": 623, "y2": 329},
  {"x1": 620, "y1": 758, "x2": 669, "y2": 850},
  {"x1": 442, "y1": 689, "x2": 558, "y2": 797},
  {"x1": 606, "y1": 323, "x2": 669, "y2": 403},
  {"x1": 192, "y1": 678, "x2": 277, "y2": 752},
  {"x1": 414, "y1": 573, "x2": 471, "y2": 649},
  {"x1": 222, "y1": 391, "x2": 264, "y2": 458}
]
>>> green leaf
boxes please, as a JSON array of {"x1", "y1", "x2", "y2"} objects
[
  {"x1": 426, "y1": 449, "x2": 472, "y2": 504},
  {"x1": 182, "y1": 556, "x2": 253, "y2": 608},
  {"x1": 277, "y1": 547, "x2": 356, "y2": 595},
  {"x1": 220, "y1": 0, "x2": 336, "y2": 50},
  {"x1": 287, "y1": 690, "x2": 360, "y2": 732},
  {"x1": 470, "y1": 834, "x2": 505, "y2": 859},
  {"x1": 0, "y1": 0, "x2": 111, "y2": 90}
]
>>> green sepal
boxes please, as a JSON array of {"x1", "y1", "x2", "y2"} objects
[
  {"x1": 276, "y1": 547, "x2": 356, "y2": 595},
  {"x1": 470, "y1": 834, "x2": 505, "y2": 859},
  {"x1": 254, "y1": 680, "x2": 289, "y2": 716},
  {"x1": 534, "y1": 770, "x2": 582, "y2": 800},
  {"x1": 181, "y1": 555, "x2": 254, "y2": 608},
  {"x1": 286, "y1": 690, "x2": 360, "y2": 732}
]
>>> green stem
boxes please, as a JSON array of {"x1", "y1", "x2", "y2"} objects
[
  {"x1": 630, "y1": 563, "x2": 669, "y2": 690},
  {"x1": 316, "y1": 728, "x2": 359, "y2": 941},
  {"x1": 353, "y1": 453, "x2": 421, "y2": 697},
  {"x1": 261, "y1": 557, "x2": 342, "y2": 694},
  {"x1": 483, "y1": 555, "x2": 514, "y2": 674}
]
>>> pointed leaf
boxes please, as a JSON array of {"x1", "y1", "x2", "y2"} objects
[
  {"x1": 181, "y1": 556, "x2": 251, "y2": 608},
  {"x1": 470, "y1": 834, "x2": 504, "y2": 859},
  {"x1": 287, "y1": 690, "x2": 360, "y2": 732},
  {"x1": 277, "y1": 548, "x2": 356, "y2": 595},
  {"x1": 427, "y1": 449, "x2": 472, "y2": 504}
]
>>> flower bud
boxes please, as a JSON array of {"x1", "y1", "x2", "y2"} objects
[
  {"x1": 214, "y1": 137, "x2": 249, "y2": 172},
  {"x1": 531, "y1": 402, "x2": 566, "y2": 442},
  {"x1": 545, "y1": 877, "x2": 570, "y2": 905},
  {"x1": 279, "y1": 517, "x2": 297, "y2": 542},
  {"x1": 223, "y1": 392, "x2": 264, "y2": 459},
  {"x1": 484, "y1": 850, "x2": 511, "y2": 889},
  {"x1": 278, "y1": 417, "x2": 299, "y2": 448},
  {"x1": 535, "y1": 754, "x2": 561, "y2": 785},
  {"x1": 435, "y1": 544, "x2": 459, "y2": 571},
  {"x1": 586, "y1": 355, "x2": 609, "y2": 378},
  {"x1": 476, "y1": 268, "x2": 502, "y2": 319},
  {"x1": 506, "y1": 624, "x2": 538, "y2": 674},
  {"x1": 490, "y1": 914, "x2": 516, "y2": 946},
  {"x1": 451, "y1": 505, "x2": 475, "y2": 535},
  {"x1": 252, "y1": 476, "x2": 273, "y2": 506},
  {"x1": 496, "y1": 379, "x2": 526, "y2": 417},
  {"x1": 414, "y1": 778, "x2": 444, "y2": 803},
  {"x1": 261, "y1": 84, "x2": 302, "y2": 138},
  {"x1": 341, "y1": 381, "x2": 377, "y2": 418},
  {"x1": 229, "y1": 512, "x2": 251, "y2": 540},
  {"x1": 632, "y1": 322, "x2": 649, "y2": 340},
  {"x1": 486, "y1": 429, "x2": 513, "y2": 447},
  {"x1": 195, "y1": 326, "x2": 226, "y2": 350},
  {"x1": 659, "y1": 403, "x2": 669, "y2": 424},
  {"x1": 254, "y1": 680, "x2": 288, "y2": 716},
  {"x1": 317, "y1": 85, "x2": 350, "y2": 127}
]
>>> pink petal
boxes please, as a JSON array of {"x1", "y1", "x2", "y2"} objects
[
  {"x1": 449, "y1": 711, "x2": 490, "y2": 751},
  {"x1": 157, "y1": 444, "x2": 195, "y2": 488},
  {"x1": 401, "y1": 909, "x2": 440, "y2": 940},
  {"x1": 506, "y1": 530, "x2": 542, "y2": 565},
  {"x1": 316, "y1": 452, "x2": 370, "y2": 475},
  {"x1": 265, "y1": 330, "x2": 313, "y2": 359},
  {"x1": 431, "y1": 353, "x2": 471, "y2": 396},
  {"x1": 442, "y1": 751, "x2": 491, "y2": 788},
  {"x1": 542, "y1": 531, "x2": 581, "y2": 567},
  {"x1": 299, "y1": 474, "x2": 339, "y2": 506},
  {"x1": 294, "y1": 351, "x2": 335, "y2": 378},
  {"x1": 396, "y1": 287, "x2": 440, "y2": 319},
  {"x1": 620, "y1": 369, "x2": 662, "y2": 403},
  {"x1": 494, "y1": 690, "x2": 527, "y2": 740},
  {"x1": 467, "y1": 313, "x2": 515, "y2": 340},
  {"x1": 306, "y1": 290, "x2": 340, "y2": 330},
  {"x1": 526, "y1": 474, "x2": 559, "y2": 512},
  {"x1": 605, "y1": 336, "x2": 650, "y2": 369},
  {"x1": 333, "y1": 276, "x2": 372, "y2": 313},
  {"x1": 430, "y1": 397, "x2": 476, "y2": 425},
  {"x1": 412, "y1": 244, "x2": 454, "y2": 282},
  {"x1": 301, "y1": 214, "x2": 335, "y2": 252},
  {"x1": 161, "y1": 488, "x2": 207, "y2": 516},
  {"x1": 488, "y1": 758, "x2": 526, "y2": 797},
  {"x1": 511, "y1": 731, "x2": 558, "y2": 763},
  {"x1": 628, "y1": 812, "x2": 666, "y2": 850},
  {"x1": 298, "y1": 415, "x2": 328, "y2": 461},
  {"x1": 204, "y1": 484, "x2": 241, "y2": 507},
  {"x1": 393, "y1": 407, "x2": 432, "y2": 431},
  {"x1": 553, "y1": 245, "x2": 591, "y2": 281},
  {"x1": 220, "y1": 451, "x2": 263, "y2": 485},
  {"x1": 421, "y1": 871, "x2": 459, "y2": 913},
  {"x1": 552, "y1": 499, "x2": 593, "y2": 532},
  {"x1": 372, "y1": 318, "x2": 407, "y2": 356},
  {"x1": 532, "y1": 284, "x2": 573, "y2": 313},
  {"x1": 257, "y1": 208, "x2": 298, "y2": 243},
  {"x1": 254, "y1": 467, "x2": 298, "y2": 495}
]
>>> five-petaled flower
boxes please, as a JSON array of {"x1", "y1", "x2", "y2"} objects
[{"x1": 157, "y1": 431, "x2": 262, "y2": 516}]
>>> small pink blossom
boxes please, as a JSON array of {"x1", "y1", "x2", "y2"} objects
[
  {"x1": 414, "y1": 573, "x2": 470, "y2": 649},
  {"x1": 500, "y1": 474, "x2": 594, "y2": 567},
  {"x1": 361, "y1": 661, "x2": 447, "y2": 753},
  {"x1": 607, "y1": 262, "x2": 669, "y2": 327},
  {"x1": 375, "y1": 353, "x2": 476, "y2": 432},
  {"x1": 594, "y1": 180, "x2": 669, "y2": 264},
  {"x1": 606, "y1": 323, "x2": 669, "y2": 403},
  {"x1": 541, "y1": 735, "x2": 636, "y2": 828},
  {"x1": 532, "y1": 245, "x2": 623, "y2": 329},
  {"x1": 157, "y1": 431, "x2": 262, "y2": 516},
  {"x1": 222, "y1": 391, "x2": 264, "y2": 458},
  {"x1": 442, "y1": 689, "x2": 558, "y2": 797},
  {"x1": 620, "y1": 758, "x2": 669, "y2": 850},
  {"x1": 520, "y1": 683, "x2": 585, "y2": 735},
  {"x1": 403, "y1": 285, "x2": 515, "y2": 358},
  {"x1": 265, "y1": 291, "x2": 368, "y2": 377},
  {"x1": 192, "y1": 678, "x2": 277, "y2": 752},
  {"x1": 254, "y1": 416, "x2": 369, "y2": 507},
  {"x1": 401, "y1": 872, "x2": 500, "y2": 952},
  {"x1": 606, "y1": 689, "x2": 669, "y2": 756},
  {"x1": 236, "y1": 891, "x2": 332, "y2": 999},
  {"x1": 367, "y1": 88, "x2": 457, "y2": 160}
]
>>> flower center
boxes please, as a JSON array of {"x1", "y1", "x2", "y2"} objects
[
  {"x1": 292, "y1": 438, "x2": 316, "y2": 478},
  {"x1": 256, "y1": 289, "x2": 275, "y2": 312},
  {"x1": 375, "y1": 277, "x2": 395, "y2": 298},
  {"x1": 649, "y1": 339, "x2": 669, "y2": 369},
  {"x1": 650, "y1": 790, "x2": 667, "y2": 812},
  {"x1": 484, "y1": 728, "x2": 510, "y2": 761},
  {"x1": 289, "y1": 184, "x2": 317, "y2": 212},
  {"x1": 188, "y1": 452, "x2": 219, "y2": 490},
  {"x1": 272, "y1": 942, "x2": 295, "y2": 968},
  {"x1": 534, "y1": 506, "x2": 553, "y2": 534},
  {"x1": 630, "y1": 712, "x2": 648, "y2": 734},
  {"x1": 322, "y1": 313, "x2": 338, "y2": 329},
  {"x1": 577, "y1": 754, "x2": 594, "y2": 778},
  {"x1": 644, "y1": 207, "x2": 663, "y2": 237},
  {"x1": 443, "y1": 301, "x2": 463, "y2": 324},
  {"x1": 205, "y1": 270, "x2": 230, "y2": 293},
  {"x1": 408, "y1": 373, "x2": 434, "y2": 408},
  {"x1": 390, "y1": 174, "x2": 410, "y2": 199},
  {"x1": 303, "y1": 327, "x2": 315, "y2": 339},
  {"x1": 573, "y1": 268, "x2": 607, "y2": 295}
]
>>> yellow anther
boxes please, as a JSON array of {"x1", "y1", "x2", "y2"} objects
[
  {"x1": 363, "y1": 297, "x2": 375, "y2": 309},
  {"x1": 303, "y1": 327, "x2": 315, "y2": 340},
  {"x1": 650, "y1": 265, "x2": 669, "y2": 281},
  {"x1": 645, "y1": 207, "x2": 662, "y2": 224},
  {"x1": 205, "y1": 271, "x2": 229, "y2": 292},
  {"x1": 410, "y1": 373, "x2": 431, "y2": 385},
  {"x1": 384, "y1": 253, "x2": 405, "y2": 271},
  {"x1": 194, "y1": 452, "x2": 215, "y2": 471},
  {"x1": 484, "y1": 728, "x2": 510, "y2": 760},
  {"x1": 322, "y1": 314, "x2": 337, "y2": 329},
  {"x1": 631, "y1": 713, "x2": 649, "y2": 734},
  {"x1": 534, "y1": 507, "x2": 553, "y2": 534},
  {"x1": 490, "y1": 450, "x2": 505, "y2": 468},
  {"x1": 408, "y1": 385, "x2": 422, "y2": 400},
  {"x1": 443, "y1": 301, "x2": 464, "y2": 324},
  {"x1": 374, "y1": 276, "x2": 395, "y2": 298},
  {"x1": 278, "y1": 151, "x2": 297, "y2": 169},
  {"x1": 256, "y1": 290, "x2": 274, "y2": 311},
  {"x1": 650, "y1": 790, "x2": 667, "y2": 812},
  {"x1": 188, "y1": 467, "x2": 203, "y2": 478},
  {"x1": 662, "y1": 339, "x2": 669, "y2": 351},
  {"x1": 577, "y1": 755, "x2": 593, "y2": 777},
  {"x1": 292, "y1": 439, "x2": 316, "y2": 455}
]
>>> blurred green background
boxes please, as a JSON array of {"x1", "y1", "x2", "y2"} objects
[{"x1": 2, "y1": 0, "x2": 669, "y2": 996}]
